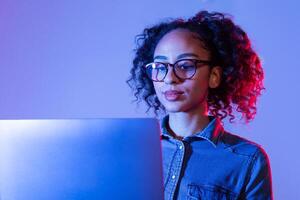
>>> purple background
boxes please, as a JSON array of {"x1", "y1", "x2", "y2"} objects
[{"x1": 0, "y1": 0, "x2": 299, "y2": 198}]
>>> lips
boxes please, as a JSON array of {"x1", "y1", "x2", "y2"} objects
[{"x1": 163, "y1": 90, "x2": 184, "y2": 101}]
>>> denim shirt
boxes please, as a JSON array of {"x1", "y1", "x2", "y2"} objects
[{"x1": 160, "y1": 115, "x2": 273, "y2": 200}]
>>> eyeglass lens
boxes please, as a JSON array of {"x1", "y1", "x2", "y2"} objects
[{"x1": 146, "y1": 60, "x2": 197, "y2": 81}]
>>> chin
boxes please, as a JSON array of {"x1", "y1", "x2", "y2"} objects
[
  {"x1": 162, "y1": 100, "x2": 206, "y2": 114},
  {"x1": 163, "y1": 103, "x2": 188, "y2": 113},
  {"x1": 158, "y1": 96, "x2": 192, "y2": 113}
]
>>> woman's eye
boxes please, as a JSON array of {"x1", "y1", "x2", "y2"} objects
[
  {"x1": 155, "y1": 64, "x2": 167, "y2": 72},
  {"x1": 178, "y1": 64, "x2": 194, "y2": 71}
]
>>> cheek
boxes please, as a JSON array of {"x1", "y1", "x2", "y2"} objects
[
  {"x1": 153, "y1": 83, "x2": 165, "y2": 103},
  {"x1": 153, "y1": 83, "x2": 162, "y2": 97},
  {"x1": 186, "y1": 79, "x2": 209, "y2": 98}
]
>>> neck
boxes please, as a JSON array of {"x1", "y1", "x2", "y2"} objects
[{"x1": 167, "y1": 104, "x2": 210, "y2": 139}]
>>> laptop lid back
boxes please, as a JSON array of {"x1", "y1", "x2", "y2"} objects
[{"x1": 0, "y1": 118, "x2": 163, "y2": 200}]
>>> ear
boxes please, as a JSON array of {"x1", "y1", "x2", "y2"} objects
[{"x1": 209, "y1": 66, "x2": 222, "y2": 88}]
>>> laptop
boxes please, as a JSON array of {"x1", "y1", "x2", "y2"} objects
[{"x1": 0, "y1": 118, "x2": 164, "y2": 200}]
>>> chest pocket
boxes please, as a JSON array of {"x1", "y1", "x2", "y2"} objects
[{"x1": 187, "y1": 184, "x2": 237, "y2": 200}]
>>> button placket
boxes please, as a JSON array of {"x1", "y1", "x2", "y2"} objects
[{"x1": 168, "y1": 140, "x2": 185, "y2": 199}]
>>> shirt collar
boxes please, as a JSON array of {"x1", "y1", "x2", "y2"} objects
[{"x1": 160, "y1": 115, "x2": 224, "y2": 147}]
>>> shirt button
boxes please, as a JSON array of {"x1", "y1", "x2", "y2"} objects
[
  {"x1": 179, "y1": 145, "x2": 183, "y2": 150},
  {"x1": 172, "y1": 175, "x2": 176, "y2": 179}
]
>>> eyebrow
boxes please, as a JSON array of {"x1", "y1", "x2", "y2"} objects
[
  {"x1": 153, "y1": 55, "x2": 168, "y2": 60},
  {"x1": 177, "y1": 53, "x2": 200, "y2": 59},
  {"x1": 153, "y1": 53, "x2": 200, "y2": 61}
]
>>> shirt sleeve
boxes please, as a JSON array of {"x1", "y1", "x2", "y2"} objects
[{"x1": 244, "y1": 147, "x2": 273, "y2": 200}]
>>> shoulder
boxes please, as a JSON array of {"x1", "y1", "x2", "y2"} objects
[
  {"x1": 219, "y1": 131, "x2": 270, "y2": 162},
  {"x1": 220, "y1": 131, "x2": 273, "y2": 198}
]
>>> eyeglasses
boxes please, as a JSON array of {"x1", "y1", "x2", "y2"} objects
[{"x1": 144, "y1": 59, "x2": 212, "y2": 82}]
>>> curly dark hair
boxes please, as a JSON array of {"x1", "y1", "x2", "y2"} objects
[{"x1": 127, "y1": 10, "x2": 264, "y2": 122}]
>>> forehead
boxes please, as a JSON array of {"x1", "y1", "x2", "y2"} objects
[{"x1": 154, "y1": 28, "x2": 210, "y2": 60}]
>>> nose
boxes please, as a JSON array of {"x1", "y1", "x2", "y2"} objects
[{"x1": 164, "y1": 64, "x2": 180, "y2": 84}]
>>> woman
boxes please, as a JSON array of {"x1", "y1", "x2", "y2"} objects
[{"x1": 127, "y1": 11, "x2": 273, "y2": 199}]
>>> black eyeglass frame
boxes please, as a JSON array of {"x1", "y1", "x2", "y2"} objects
[{"x1": 144, "y1": 58, "x2": 213, "y2": 82}]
